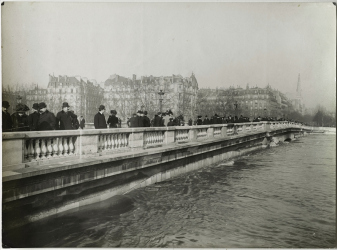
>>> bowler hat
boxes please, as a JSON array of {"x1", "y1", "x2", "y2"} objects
[
  {"x1": 23, "y1": 104, "x2": 30, "y2": 111},
  {"x1": 15, "y1": 103, "x2": 26, "y2": 112},
  {"x1": 2, "y1": 101, "x2": 10, "y2": 108},
  {"x1": 32, "y1": 103, "x2": 39, "y2": 110},
  {"x1": 198, "y1": 115, "x2": 202, "y2": 118},
  {"x1": 39, "y1": 102, "x2": 47, "y2": 109},
  {"x1": 137, "y1": 110, "x2": 143, "y2": 114},
  {"x1": 144, "y1": 111, "x2": 148, "y2": 115},
  {"x1": 99, "y1": 105, "x2": 105, "y2": 110},
  {"x1": 62, "y1": 102, "x2": 70, "y2": 108},
  {"x1": 110, "y1": 110, "x2": 117, "y2": 115}
]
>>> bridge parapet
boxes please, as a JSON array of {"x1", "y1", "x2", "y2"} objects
[{"x1": 2, "y1": 121, "x2": 308, "y2": 169}]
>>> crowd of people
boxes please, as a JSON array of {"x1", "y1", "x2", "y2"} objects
[
  {"x1": 2, "y1": 100, "x2": 304, "y2": 132},
  {"x1": 2, "y1": 101, "x2": 85, "y2": 132}
]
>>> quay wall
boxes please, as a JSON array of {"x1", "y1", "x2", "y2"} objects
[{"x1": 2, "y1": 122, "x2": 310, "y2": 231}]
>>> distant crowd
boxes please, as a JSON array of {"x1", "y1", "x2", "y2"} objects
[{"x1": 2, "y1": 100, "x2": 304, "y2": 132}]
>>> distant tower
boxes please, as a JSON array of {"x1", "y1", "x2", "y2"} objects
[{"x1": 296, "y1": 73, "x2": 302, "y2": 97}]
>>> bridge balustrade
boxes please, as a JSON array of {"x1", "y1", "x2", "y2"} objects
[{"x1": 2, "y1": 121, "x2": 306, "y2": 168}]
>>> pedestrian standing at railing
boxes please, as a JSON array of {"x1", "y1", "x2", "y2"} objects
[
  {"x1": 78, "y1": 116, "x2": 85, "y2": 129},
  {"x1": 94, "y1": 105, "x2": 107, "y2": 129},
  {"x1": 56, "y1": 103, "x2": 78, "y2": 130},
  {"x1": 107, "y1": 110, "x2": 119, "y2": 128},
  {"x1": 128, "y1": 113, "x2": 138, "y2": 127},
  {"x1": 11, "y1": 103, "x2": 30, "y2": 131},
  {"x1": 196, "y1": 115, "x2": 203, "y2": 125},
  {"x1": 37, "y1": 102, "x2": 56, "y2": 131},
  {"x1": 28, "y1": 103, "x2": 40, "y2": 131},
  {"x1": 2, "y1": 101, "x2": 13, "y2": 132},
  {"x1": 203, "y1": 115, "x2": 210, "y2": 125},
  {"x1": 153, "y1": 112, "x2": 162, "y2": 127},
  {"x1": 143, "y1": 111, "x2": 151, "y2": 127}
]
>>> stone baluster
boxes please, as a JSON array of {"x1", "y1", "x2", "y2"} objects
[
  {"x1": 24, "y1": 140, "x2": 29, "y2": 160},
  {"x1": 111, "y1": 135, "x2": 115, "y2": 149},
  {"x1": 58, "y1": 137, "x2": 64, "y2": 156},
  {"x1": 40, "y1": 138, "x2": 47, "y2": 159},
  {"x1": 103, "y1": 135, "x2": 108, "y2": 151},
  {"x1": 121, "y1": 134, "x2": 126, "y2": 148},
  {"x1": 34, "y1": 138, "x2": 41, "y2": 160},
  {"x1": 69, "y1": 137, "x2": 74, "y2": 155},
  {"x1": 52, "y1": 138, "x2": 59, "y2": 157},
  {"x1": 46, "y1": 138, "x2": 52, "y2": 158},
  {"x1": 63, "y1": 137, "x2": 69, "y2": 156},
  {"x1": 107, "y1": 134, "x2": 112, "y2": 150},
  {"x1": 28, "y1": 139, "x2": 34, "y2": 161}
]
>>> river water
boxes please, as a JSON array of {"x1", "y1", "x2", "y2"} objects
[{"x1": 3, "y1": 134, "x2": 336, "y2": 248}]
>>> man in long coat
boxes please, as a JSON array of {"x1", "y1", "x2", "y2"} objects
[
  {"x1": 11, "y1": 103, "x2": 30, "y2": 131},
  {"x1": 2, "y1": 101, "x2": 13, "y2": 132},
  {"x1": 94, "y1": 105, "x2": 107, "y2": 129},
  {"x1": 37, "y1": 102, "x2": 56, "y2": 131},
  {"x1": 56, "y1": 102, "x2": 77, "y2": 130},
  {"x1": 153, "y1": 112, "x2": 163, "y2": 127},
  {"x1": 143, "y1": 111, "x2": 151, "y2": 127},
  {"x1": 28, "y1": 103, "x2": 40, "y2": 131}
]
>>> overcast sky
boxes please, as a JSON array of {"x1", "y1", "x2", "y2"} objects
[{"x1": 2, "y1": 2, "x2": 336, "y2": 110}]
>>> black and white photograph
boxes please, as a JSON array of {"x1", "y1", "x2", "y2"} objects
[{"x1": 1, "y1": 1, "x2": 336, "y2": 248}]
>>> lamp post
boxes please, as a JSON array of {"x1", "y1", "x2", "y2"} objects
[
  {"x1": 234, "y1": 101, "x2": 238, "y2": 118},
  {"x1": 158, "y1": 90, "x2": 164, "y2": 113}
]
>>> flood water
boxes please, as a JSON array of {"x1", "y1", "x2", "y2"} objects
[{"x1": 3, "y1": 134, "x2": 336, "y2": 248}]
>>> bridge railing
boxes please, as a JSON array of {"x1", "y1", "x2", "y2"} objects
[{"x1": 2, "y1": 121, "x2": 305, "y2": 168}]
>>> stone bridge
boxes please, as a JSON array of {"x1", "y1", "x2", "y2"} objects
[{"x1": 2, "y1": 121, "x2": 314, "y2": 230}]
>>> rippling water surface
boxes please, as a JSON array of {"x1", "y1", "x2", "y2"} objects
[{"x1": 3, "y1": 134, "x2": 336, "y2": 248}]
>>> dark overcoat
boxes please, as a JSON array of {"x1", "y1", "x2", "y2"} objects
[
  {"x1": 143, "y1": 116, "x2": 151, "y2": 127},
  {"x1": 57, "y1": 110, "x2": 76, "y2": 130},
  {"x1": 2, "y1": 111, "x2": 13, "y2": 132},
  {"x1": 28, "y1": 112, "x2": 40, "y2": 131},
  {"x1": 107, "y1": 115, "x2": 119, "y2": 128},
  {"x1": 128, "y1": 117, "x2": 138, "y2": 128},
  {"x1": 38, "y1": 110, "x2": 56, "y2": 131},
  {"x1": 153, "y1": 115, "x2": 162, "y2": 127},
  {"x1": 94, "y1": 112, "x2": 107, "y2": 129},
  {"x1": 11, "y1": 113, "x2": 29, "y2": 131}
]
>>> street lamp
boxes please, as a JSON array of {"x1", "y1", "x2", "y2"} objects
[
  {"x1": 234, "y1": 101, "x2": 238, "y2": 117},
  {"x1": 158, "y1": 90, "x2": 165, "y2": 113}
]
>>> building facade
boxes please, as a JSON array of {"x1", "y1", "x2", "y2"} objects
[
  {"x1": 104, "y1": 73, "x2": 198, "y2": 120},
  {"x1": 25, "y1": 75, "x2": 104, "y2": 123},
  {"x1": 198, "y1": 84, "x2": 291, "y2": 119}
]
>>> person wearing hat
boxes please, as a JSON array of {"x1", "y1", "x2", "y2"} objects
[
  {"x1": 56, "y1": 102, "x2": 77, "y2": 130},
  {"x1": 136, "y1": 110, "x2": 144, "y2": 127},
  {"x1": 143, "y1": 111, "x2": 151, "y2": 127},
  {"x1": 196, "y1": 115, "x2": 203, "y2": 125},
  {"x1": 127, "y1": 113, "x2": 138, "y2": 128},
  {"x1": 78, "y1": 115, "x2": 85, "y2": 129},
  {"x1": 94, "y1": 105, "x2": 107, "y2": 129},
  {"x1": 203, "y1": 115, "x2": 210, "y2": 125},
  {"x1": 153, "y1": 112, "x2": 163, "y2": 127},
  {"x1": 167, "y1": 117, "x2": 174, "y2": 126},
  {"x1": 28, "y1": 103, "x2": 40, "y2": 131},
  {"x1": 11, "y1": 103, "x2": 30, "y2": 132},
  {"x1": 107, "y1": 110, "x2": 119, "y2": 128},
  {"x1": 2, "y1": 101, "x2": 13, "y2": 132},
  {"x1": 37, "y1": 102, "x2": 56, "y2": 131}
]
